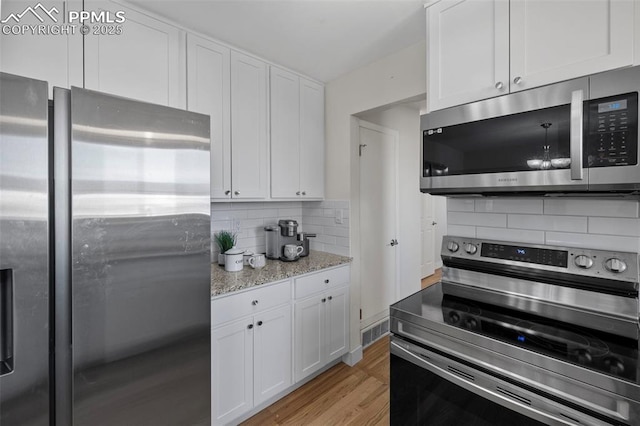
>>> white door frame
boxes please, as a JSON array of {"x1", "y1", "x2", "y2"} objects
[{"x1": 356, "y1": 119, "x2": 401, "y2": 329}]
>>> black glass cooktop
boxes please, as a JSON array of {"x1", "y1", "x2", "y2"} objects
[{"x1": 391, "y1": 283, "x2": 639, "y2": 383}]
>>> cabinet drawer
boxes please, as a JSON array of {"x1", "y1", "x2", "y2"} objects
[
  {"x1": 212, "y1": 280, "x2": 291, "y2": 326},
  {"x1": 294, "y1": 265, "x2": 350, "y2": 300}
]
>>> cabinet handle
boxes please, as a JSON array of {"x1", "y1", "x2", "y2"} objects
[
  {"x1": 321, "y1": 298, "x2": 326, "y2": 303},
  {"x1": 225, "y1": 190, "x2": 231, "y2": 195},
  {"x1": 247, "y1": 324, "x2": 254, "y2": 329},
  {"x1": 324, "y1": 279, "x2": 329, "y2": 284},
  {"x1": 495, "y1": 81, "x2": 503, "y2": 90},
  {"x1": 296, "y1": 191, "x2": 301, "y2": 196},
  {"x1": 302, "y1": 191, "x2": 306, "y2": 196},
  {"x1": 328, "y1": 296, "x2": 333, "y2": 301},
  {"x1": 234, "y1": 191, "x2": 240, "y2": 196},
  {"x1": 257, "y1": 321, "x2": 263, "y2": 326},
  {"x1": 252, "y1": 300, "x2": 259, "y2": 306},
  {"x1": 513, "y1": 76, "x2": 522, "y2": 85}
]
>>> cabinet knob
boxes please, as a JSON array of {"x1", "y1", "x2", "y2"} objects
[
  {"x1": 328, "y1": 296, "x2": 333, "y2": 301},
  {"x1": 513, "y1": 76, "x2": 522, "y2": 85},
  {"x1": 302, "y1": 191, "x2": 306, "y2": 196},
  {"x1": 247, "y1": 324, "x2": 253, "y2": 329},
  {"x1": 495, "y1": 81, "x2": 503, "y2": 90},
  {"x1": 321, "y1": 298, "x2": 326, "y2": 303},
  {"x1": 324, "y1": 279, "x2": 329, "y2": 284},
  {"x1": 234, "y1": 191, "x2": 240, "y2": 196},
  {"x1": 252, "y1": 300, "x2": 259, "y2": 306},
  {"x1": 225, "y1": 190, "x2": 231, "y2": 195},
  {"x1": 296, "y1": 191, "x2": 301, "y2": 196},
  {"x1": 257, "y1": 320, "x2": 263, "y2": 326}
]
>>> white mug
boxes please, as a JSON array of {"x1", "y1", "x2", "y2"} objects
[
  {"x1": 283, "y1": 244, "x2": 304, "y2": 260},
  {"x1": 249, "y1": 253, "x2": 266, "y2": 269},
  {"x1": 224, "y1": 248, "x2": 244, "y2": 272}
]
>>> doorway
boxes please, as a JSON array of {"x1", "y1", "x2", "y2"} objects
[
  {"x1": 357, "y1": 120, "x2": 399, "y2": 330},
  {"x1": 421, "y1": 194, "x2": 447, "y2": 278}
]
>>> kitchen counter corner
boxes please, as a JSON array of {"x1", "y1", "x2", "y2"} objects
[{"x1": 211, "y1": 250, "x2": 352, "y2": 297}]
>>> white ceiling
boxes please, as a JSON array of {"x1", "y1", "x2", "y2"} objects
[{"x1": 127, "y1": 0, "x2": 426, "y2": 83}]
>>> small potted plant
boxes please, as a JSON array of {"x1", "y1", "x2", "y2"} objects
[{"x1": 214, "y1": 230, "x2": 237, "y2": 266}]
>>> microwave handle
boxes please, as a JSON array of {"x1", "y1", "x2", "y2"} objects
[{"x1": 570, "y1": 89, "x2": 584, "y2": 180}]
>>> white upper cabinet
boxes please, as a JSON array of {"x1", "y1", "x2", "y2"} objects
[
  {"x1": 427, "y1": 0, "x2": 635, "y2": 111},
  {"x1": 270, "y1": 66, "x2": 325, "y2": 200},
  {"x1": 509, "y1": 0, "x2": 634, "y2": 92},
  {"x1": 187, "y1": 34, "x2": 231, "y2": 200},
  {"x1": 426, "y1": 0, "x2": 509, "y2": 111},
  {"x1": 84, "y1": 1, "x2": 186, "y2": 108},
  {"x1": 299, "y1": 78, "x2": 325, "y2": 199},
  {"x1": 231, "y1": 50, "x2": 269, "y2": 199},
  {"x1": 0, "y1": 0, "x2": 83, "y2": 98}
]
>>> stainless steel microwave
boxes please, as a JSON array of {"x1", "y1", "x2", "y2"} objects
[{"x1": 421, "y1": 66, "x2": 640, "y2": 195}]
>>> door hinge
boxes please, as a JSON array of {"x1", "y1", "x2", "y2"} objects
[
  {"x1": 359, "y1": 144, "x2": 367, "y2": 157},
  {"x1": 360, "y1": 309, "x2": 362, "y2": 320}
]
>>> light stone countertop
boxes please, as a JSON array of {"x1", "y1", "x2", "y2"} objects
[{"x1": 211, "y1": 250, "x2": 352, "y2": 297}]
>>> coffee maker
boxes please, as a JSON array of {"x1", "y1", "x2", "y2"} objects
[{"x1": 265, "y1": 219, "x2": 299, "y2": 259}]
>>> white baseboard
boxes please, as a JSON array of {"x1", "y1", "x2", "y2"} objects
[{"x1": 342, "y1": 345, "x2": 363, "y2": 366}]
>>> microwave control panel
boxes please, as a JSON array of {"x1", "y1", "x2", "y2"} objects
[{"x1": 586, "y1": 92, "x2": 638, "y2": 167}]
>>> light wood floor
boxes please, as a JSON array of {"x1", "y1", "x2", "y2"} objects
[{"x1": 241, "y1": 269, "x2": 442, "y2": 426}]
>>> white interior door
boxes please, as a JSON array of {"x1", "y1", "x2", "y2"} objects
[
  {"x1": 421, "y1": 194, "x2": 435, "y2": 279},
  {"x1": 359, "y1": 120, "x2": 398, "y2": 330},
  {"x1": 433, "y1": 195, "x2": 447, "y2": 269}
]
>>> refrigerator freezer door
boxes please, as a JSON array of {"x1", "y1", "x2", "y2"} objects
[
  {"x1": 69, "y1": 88, "x2": 211, "y2": 425},
  {"x1": 0, "y1": 73, "x2": 50, "y2": 425}
]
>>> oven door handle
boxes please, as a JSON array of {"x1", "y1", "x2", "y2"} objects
[
  {"x1": 570, "y1": 89, "x2": 584, "y2": 180},
  {"x1": 390, "y1": 341, "x2": 611, "y2": 426}
]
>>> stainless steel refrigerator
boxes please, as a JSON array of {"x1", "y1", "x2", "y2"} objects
[{"x1": 0, "y1": 72, "x2": 211, "y2": 425}]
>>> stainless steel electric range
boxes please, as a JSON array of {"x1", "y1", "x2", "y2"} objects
[{"x1": 390, "y1": 236, "x2": 640, "y2": 426}]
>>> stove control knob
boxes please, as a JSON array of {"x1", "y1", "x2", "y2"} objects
[
  {"x1": 573, "y1": 348, "x2": 592, "y2": 365},
  {"x1": 448, "y1": 311, "x2": 460, "y2": 324},
  {"x1": 447, "y1": 241, "x2": 459, "y2": 253},
  {"x1": 605, "y1": 258, "x2": 627, "y2": 273},
  {"x1": 465, "y1": 317, "x2": 478, "y2": 329},
  {"x1": 604, "y1": 357, "x2": 625, "y2": 375},
  {"x1": 574, "y1": 255, "x2": 593, "y2": 269},
  {"x1": 464, "y1": 244, "x2": 478, "y2": 255}
]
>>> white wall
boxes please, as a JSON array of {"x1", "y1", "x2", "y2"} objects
[
  {"x1": 324, "y1": 40, "x2": 426, "y2": 357},
  {"x1": 447, "y1": 197, "x2": 640, "y2": 252},
  {"x1": 359, "y1": 105, "x2": 422, "y2": 301}
]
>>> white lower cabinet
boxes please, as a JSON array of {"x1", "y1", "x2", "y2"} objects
[
  {"x1": 211, "y1": 281, "x2": 292, "y2": 425},
  {"x1": 294, "y1": 266, "x2": 350, "y2": 382}
]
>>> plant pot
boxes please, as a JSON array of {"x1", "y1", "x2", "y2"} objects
[{"x1": 218, "y1": 253, "x2": 225, "y2": 266}]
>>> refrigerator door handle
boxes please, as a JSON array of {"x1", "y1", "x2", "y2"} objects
[{"x1": 0, "y1": 269, "x2": 14, "y2": 376}]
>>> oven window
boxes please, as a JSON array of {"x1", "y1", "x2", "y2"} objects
[
  {"x1": 423, "y1": 104, "x2": 571, "y2": 177},
  {"x1": 390, "y1": 353, "x2": 545, "y2": 426}
]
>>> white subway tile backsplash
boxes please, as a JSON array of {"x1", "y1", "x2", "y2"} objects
[
  {"x1": 448, "y1": 225, "x2": 476, "y2": 238},
  {"x1": 278, "y1": 208, "x2": 302, "y2": 217},
  {"x1": 248, "y1": 208, "x2": 279, "y2": 219},
  {"x1": 475, "y1": 198, "x2": 543, "y2": 214},
  {"x1": 476, "y1": 227, "x2": 545, "y2": 244},
  {"x1": 545, "y1": 232, "x2": 639, "y2": 252},
  {"x1": 507, "y1": 214, "x2": 587, "y2": 233},
  {"x1": 323, "y1": 209, "x2": 335, "y2": 217},
  {"x1": 324, "y1": 227, "x2": 349, "y2": 238},
  {"x1": 447, "y1": 198, "x2": 475, "y2": 212},
  {"x1": 448, "y1": 212, "x2": 506, "y2": 228},
  {"x1": 543, "y1": 199, "x2": 639, "y2": 218},
  {"x1": 588, "y1": 217, "x2": 640, "y2": 237},
  {"x1": 335, "y1": 237, "x2": 349, "y2": 247}
]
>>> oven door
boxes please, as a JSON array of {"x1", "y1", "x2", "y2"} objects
[
  {"x1": 420, "y1": 78, "x2": 589, "y2": 195},
  {"x1": 390, "y1": 337, "x2": 623, "y2": 426}
]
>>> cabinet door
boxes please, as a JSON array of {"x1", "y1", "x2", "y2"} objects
[
  {"x1": 230, "y1": 50, "x2": 268, "y2": 199},
  {"x1": 426, "y1": 0, "x2": 509, "y2": 111},
  {"x1": 187, "y1": 34, "x2": 231, "y2": 200},
  {"x1": 325, "y1": 286, "x2": 349, "y2": 361},
  {"x1": 270, "y1": 66, "x2": 301, "y2": 199},
  {"x1": 211, "y1": 318, "x2": 253, "y2": 424},
  {"x1": 84, "y1": 1, "x2": 185, "y2": 108},
  {"x1": 510, "y1": 0, "x2": 633, "y2": 92},
  {"x1": 294, "y1": 295, "x2": 325, "y2": 382},
  {"x1": 299, "y1": 78, "x2": 325, "y2": 199},
  {"x1": 0, "y1": 0, "x2": 83, "y2": 98},
  {"x1": 253, "y1": 305, "x2": 292, "y2": 405}
]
